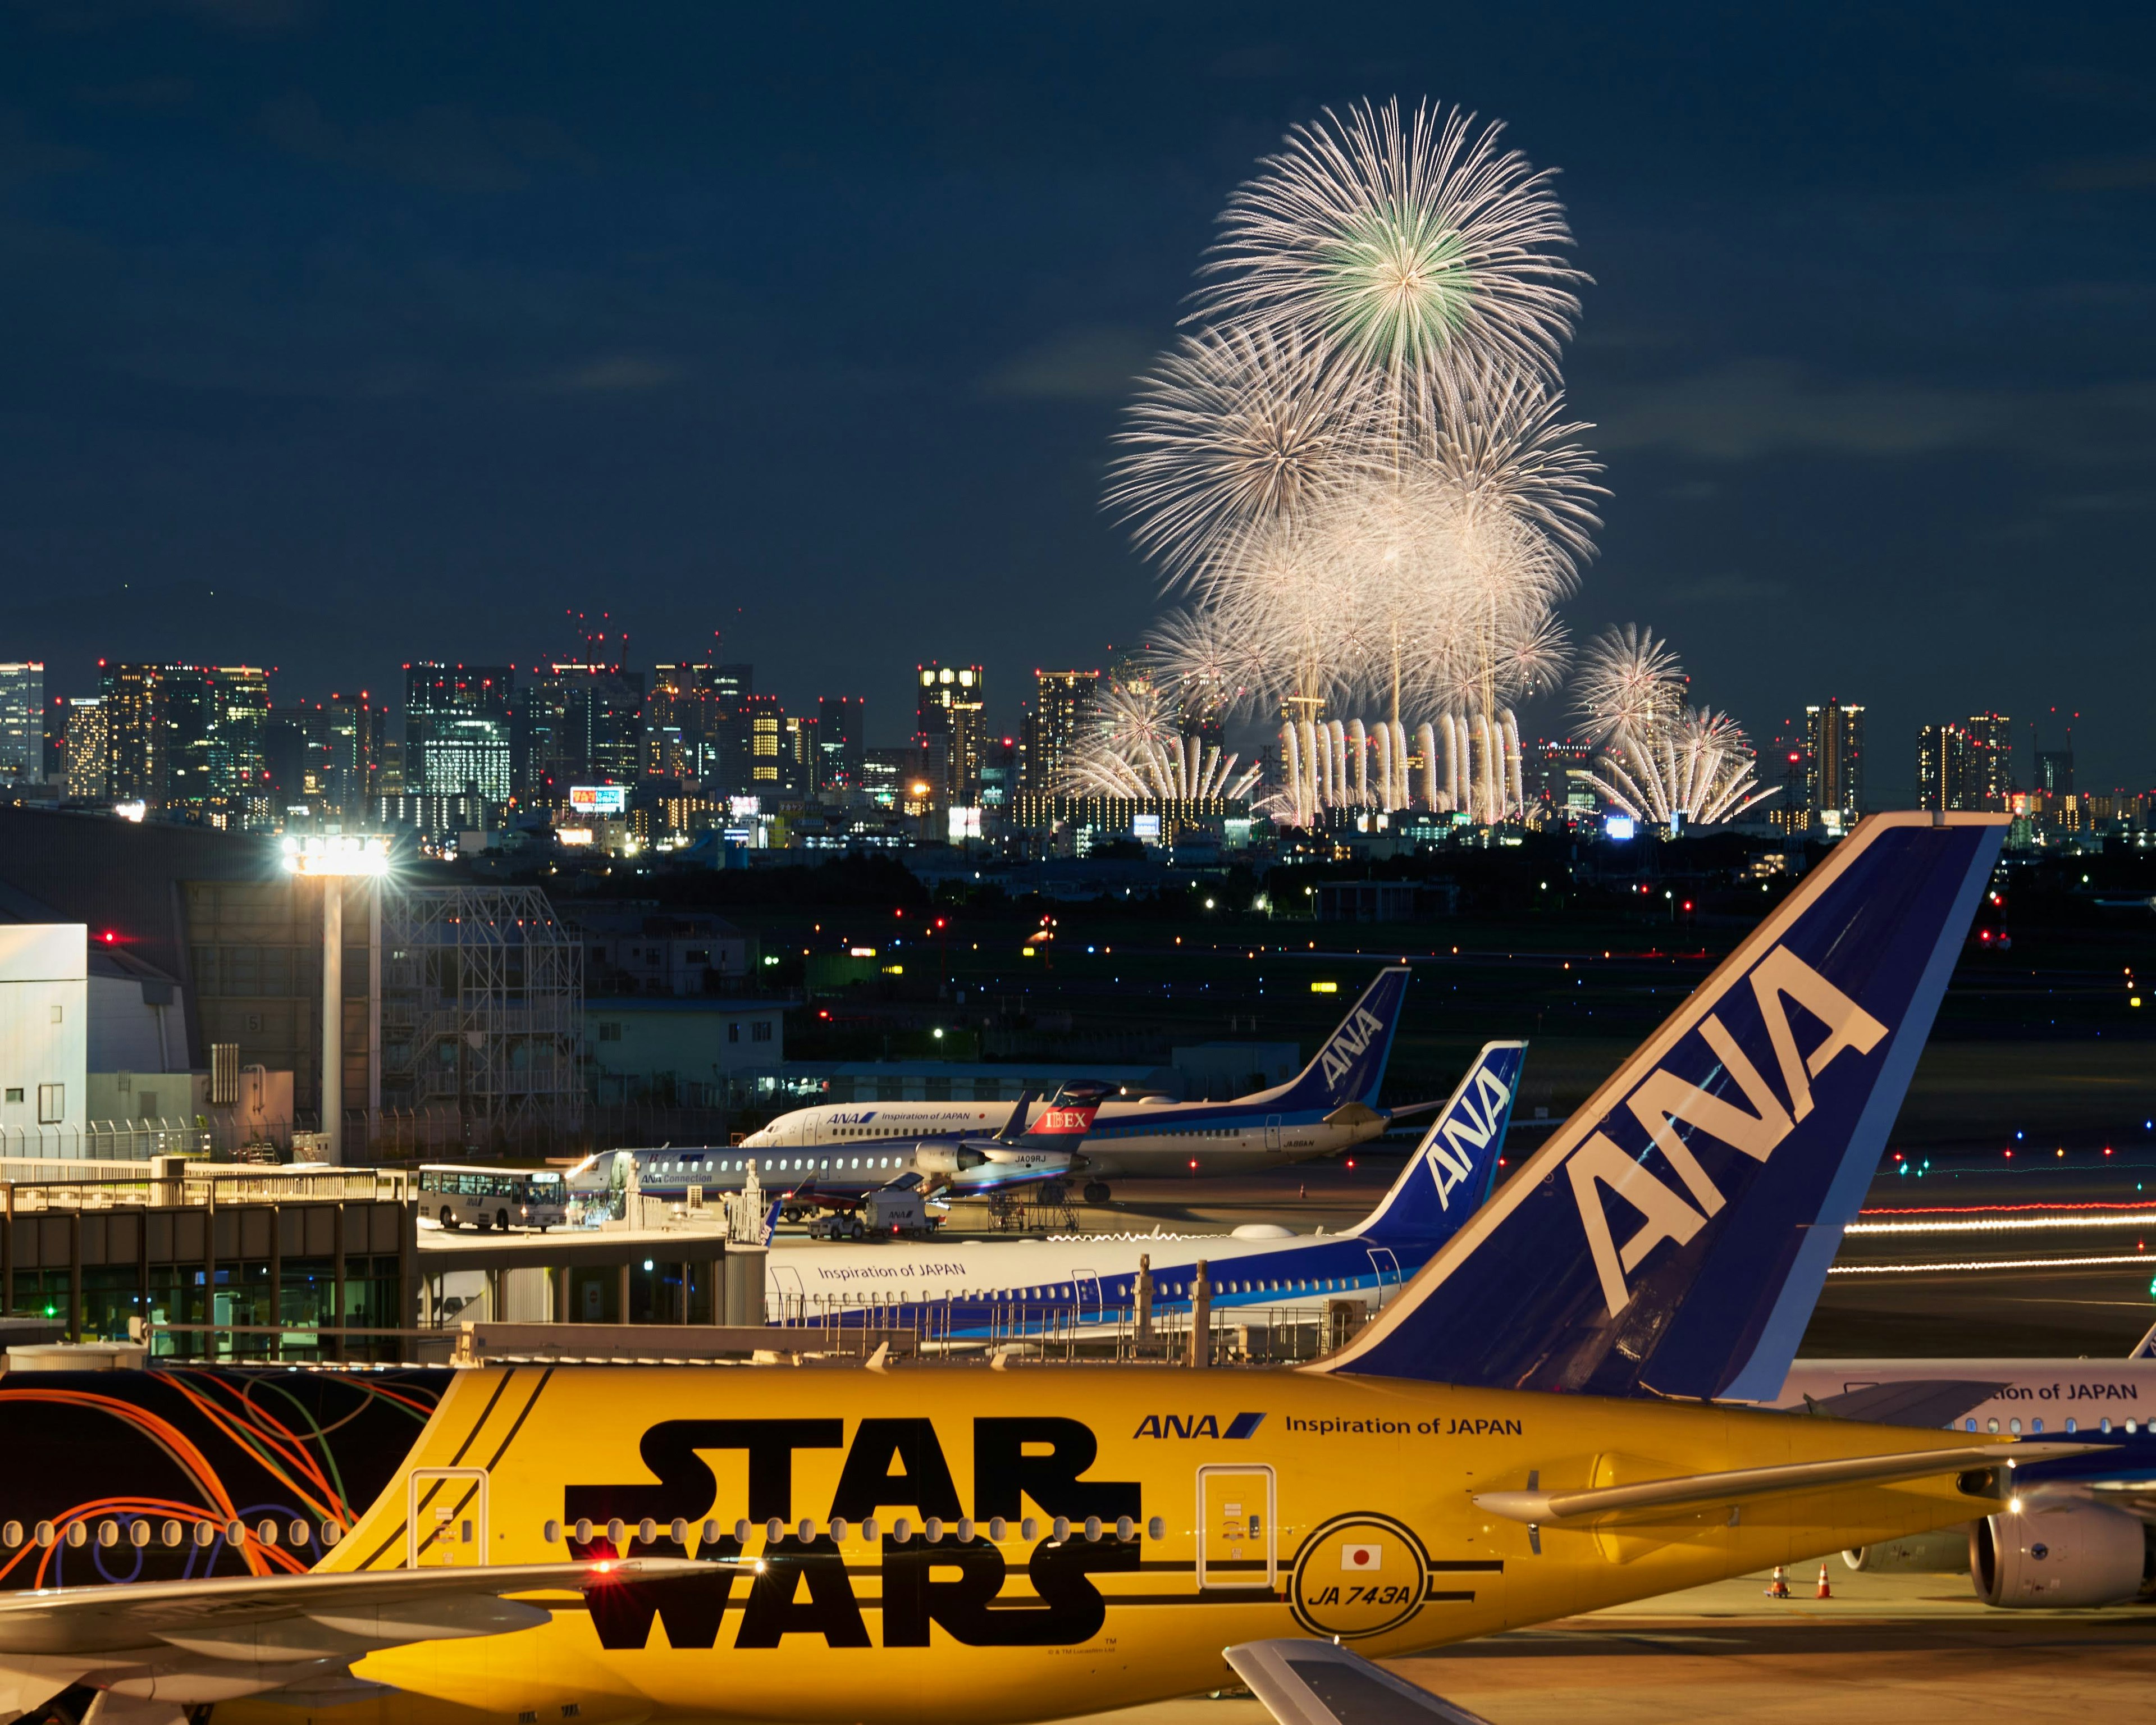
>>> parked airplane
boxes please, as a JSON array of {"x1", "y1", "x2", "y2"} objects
[
  {"x1": 738, "y1": 966, "x2": 1415, "y2": 1201},
  {"x1": 759, "y1": 1041, "x2": 1523, "y2": 1338},
  {"x1": 567, "y1": 1084, "x2": 1102, "y2": 1229},
  {"x1": 0, "y1": 815, "x2": 2062, "y2": 1725},
  {"x1": 1769, "y1": 1326, "x2": 2156, "y2": 1607}
]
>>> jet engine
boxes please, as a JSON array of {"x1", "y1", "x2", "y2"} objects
[
  {"x1": 913, "y1": 1144, "x2": 986, "y2": 1176},
  {"x1": 1970, "y1": 1504, "x2": 2153, "y2": 1608},
  {"x1": 1842, "y1": 1528, "x2": 1970, "y2": 1573}
]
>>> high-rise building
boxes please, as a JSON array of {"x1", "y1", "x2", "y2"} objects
[
  {"x1": 404, "y1": 664, "x2": 514, "y2": 802},
  {"x1": 102, "y1": 663, "x2": 162, "y2": 805},
  {"x1": 1804, "y1": 700, "x2": 1865, "y2": 820},
  {"x1": 2036, "y1": 747, "x2": 2073, "y2": 797},
  {"x1": 739, "y1": 693, "x2": 785, "y2": 789},
  {"x1": 817, "y1": 696, "x2": 865, "y2": 790},
  {"x1": 63, "y1": 696, "x2": 107, "y2": 801},
  {"x1": 784, "y1": 715, "x2": 821, "y2": 792},
  {"x1": 515, "y1": 664, "x2": 644, "y2": 794},
  {"x1": 1964, "y1": 712, "x2": 2013, "y2": 806},
  {"x1": 1020, "y1": 669, "x2": 1098, "y2": 793},
  {"x1": 0, "y1": 662, "x2": 44, "y2": 782},
  {"x1": 1917, "y1": 723, "x2": 1970, "y2": 813},
  {"x1": 916, "y1": 664, "x2": 986, "y2": 806}
]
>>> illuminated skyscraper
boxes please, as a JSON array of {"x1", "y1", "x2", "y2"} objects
[
  {"x1": 404, "y1": 664, "x2": 513, "y2": 801},
  {"x1": 1020, "y1": 669, "x2": 1098, "y2": 793},
  {"x1": 102, "y1": 663, "x2": 162, "y2": 805},
  {"x1": 0, "y1": 662, "x2": 43, "y2": 782},
  {"x1": 916, "y1": 663, "x2": 986, "y2": 805},
  {"x1": 740, "y1": 693, "x2": 785, "y2": 788},
  {"x1": 63, "y1": 696, "x2": 107, "y2": 800},
  {"x1": 1804, "y1": 700, "x2": 1865, "y2": 819},
  {"x1": 1964, "y1": 712, "x2": 2013, "y2": 807},
  {"x1": 1917, "y1": 723, "x2": 1970, "y2": 813}
]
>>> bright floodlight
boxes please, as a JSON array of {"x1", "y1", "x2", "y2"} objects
[{"x1": 280, "y1": 834, "x2": 391, "y2": 877}]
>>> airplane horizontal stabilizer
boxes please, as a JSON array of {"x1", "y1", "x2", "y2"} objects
[{"x1": 1222, "y1": 1638, "x2": 1495, "y2": 1725}]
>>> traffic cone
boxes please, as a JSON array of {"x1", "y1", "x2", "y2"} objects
[
  {"x1": 1765, "y1": 1565, "x2": 1790, "y2": 1598},
  {"x1": 1815, "y1": 1564, "x2": 1833, "y2": 1600}
]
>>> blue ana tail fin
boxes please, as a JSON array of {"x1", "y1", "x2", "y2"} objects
[
  {"x1": 1270, "y1": 966, "x2": 1411, "y2": 1111},
  {"x1": 1314, "y1": 813, "x2": 2008, "y2": 1402},
  {"x1": 1350, "y1": 1042, "x2": 1524, "y2": 1246}
]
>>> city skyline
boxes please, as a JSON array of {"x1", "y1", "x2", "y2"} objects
[{"x1": 1, "y1": 7, "x2": 2150, "y2": 803}]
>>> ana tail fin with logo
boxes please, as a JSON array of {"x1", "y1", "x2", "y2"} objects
[
  {"x1": 1314, "y1": 813, "x2": 2008, "y2": 1402},
  {"x1": 1349, "y1": 1041, "x2": 1524, "y2": 1247},
  {"x1": 1267, "y1": 966, "x2": 1412, "y2": 1113}
]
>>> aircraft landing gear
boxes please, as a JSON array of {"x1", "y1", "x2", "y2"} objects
[{"x1": 1082, "y1": 1180, "x2": 1112, "y2": 1206}]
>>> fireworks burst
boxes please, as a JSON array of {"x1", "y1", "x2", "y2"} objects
[
  {"x1": 1196, "y1": 98, "x2": 1586, "y2": 412},
  {"x1": 1106, "y1": 324, "x2": 1380, "y2": 587},
  {"x1": 1575, "y1": 626, "x2": 1774, "y2": 827},
  {"x1": 1063, "y1": 677, "x2": 1262, "y2": 802}
]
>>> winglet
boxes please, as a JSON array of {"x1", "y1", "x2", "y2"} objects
[{"x1": 1222, "y1": 1639, "x2": 1495, "y2": 1725}]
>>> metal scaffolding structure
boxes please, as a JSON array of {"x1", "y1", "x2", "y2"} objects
[{"x1": 379, "y1": 886, "x2": 583, "y2": 1143}]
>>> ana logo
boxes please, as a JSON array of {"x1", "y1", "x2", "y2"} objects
[
  {"x1": 1318, "y1": 1008, "x2": 1387, "y2": 1089},
  {"x1": 1132, "y1": 1412, "x2": 1267, "y2": 1440},
  {"x1": 1426, "y1": 1066, "x2": 1513, "y2": 1209},
  {"x1": 1570, "y1": 943, "x2": 1888, "y2": 1317}
]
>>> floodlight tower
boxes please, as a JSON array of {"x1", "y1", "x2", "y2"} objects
[{"x1": 280, "y1": 835, "x2": 391, "y2": 1162}]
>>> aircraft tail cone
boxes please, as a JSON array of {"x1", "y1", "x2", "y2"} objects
[
  {"x1": 1765, "y1": 1565, "x2": 1790, "y2": 1599},
  {"x1": 1815, "y1": 1564, "x2": 1833, "y2": 1600}
]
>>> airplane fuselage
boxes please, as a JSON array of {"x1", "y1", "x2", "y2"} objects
[
  {"x1": 190, "y1": 1363, "x2": 2001, "y2": 1725},
  {"x1": 738, "y1": 1096, "x2": 1387, "y2": 1177},
  {"x1": 762, "y1": 1226, "x2": 1416, "y2": 1335}
]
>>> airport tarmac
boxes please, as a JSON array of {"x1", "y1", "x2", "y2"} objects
[{"x1": 1064, "y1": 1569, "x2": 2156, "y2": 1724}]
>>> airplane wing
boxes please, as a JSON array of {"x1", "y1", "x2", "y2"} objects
[
  {"x1": 1223, "y1": 1639, "x2": 1493, "y2": 1725},
  {"x1": 0, "y1": 1557, "x2": 716, "y2": 1655},
  {"x1": 0, "y1": 1557, "x2": 720, "y2": 1722},
  {"x1": 1472, "y1": 1441, "x2": 2097, "y2": 1528}
]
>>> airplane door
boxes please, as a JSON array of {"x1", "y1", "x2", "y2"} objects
[
  {"x1": 1365, "y1": 1247, "x2": 1401, "y2": 1305},
  {"x1": 1074, "y1": 1270, "x2": 1102, "y2": 1324},
  {"x1": 1264, "y1": 1115, "x2": 1282, "y2": 1152},
  {"x1": 409, "y1": 1468, "x2": 487, "y2": 1568},
  {"x1": 771, "y1": 1263, "x2": 805, "y2": 1324},
  {"x1": 1197, "y1": 1464, "x2": 1276, "y2": 1590}
]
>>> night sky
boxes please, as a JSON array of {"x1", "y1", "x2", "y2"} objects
[{"x1": 2, "y1": 3, "x2": 2150, "y2": 800}]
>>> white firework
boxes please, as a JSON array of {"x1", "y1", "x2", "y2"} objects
[
  {"x1": 1576, "y1": 623, "x2": 1685, "y2": 746},
  {"x1": 1106, "y1": 323, "x2": 1382, "y2": 588},
  {"x1": 1063, "y1": 677, "x2": 1262, "y2": 802},
  {"x1": 1147, "y1": 605, "x2": 1274, "y2": 724},
  {"x1": 1196, "y1": 97, "x2": 1586, "y2": 419},
  {"x1": 1574, "y1": 626, "x2": 1774, "y2": 827}
]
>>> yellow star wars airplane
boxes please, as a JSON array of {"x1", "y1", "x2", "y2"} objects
[{"x1": 0, "y1": 813, "x2": 2057, "y2": 1725}]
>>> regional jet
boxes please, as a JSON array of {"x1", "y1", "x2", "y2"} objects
[{"x1": 738, "y1": 966, "x2": 1415, "y2": 1202}]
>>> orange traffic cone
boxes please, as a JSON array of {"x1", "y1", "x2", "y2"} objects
[
  {"x1": 1765, "y1": 1565, "x2": 1790, "y2": 1598},
  {"x1": 1815, "y1": 1564, "x2": 1833, "y2": 1600}
]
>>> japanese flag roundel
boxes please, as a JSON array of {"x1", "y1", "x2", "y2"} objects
[{"x1": 1340, "y1": 1542, "x2": 1382, "y2": 1571}]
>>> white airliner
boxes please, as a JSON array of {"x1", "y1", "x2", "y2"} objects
[
  {"x1": 1766, "y1": 1326, "x2": 2156, "y2": 1608},
  {"x1": 760, "y1": 1042, "x2": 1522, "y2": 1341},
  {"x1": 741, "y1": 968, "x2": 1417, "y2": 1202}
]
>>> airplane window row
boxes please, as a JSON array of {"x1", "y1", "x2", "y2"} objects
[
  {"x1": 642, "y1": 1157, "x2": 906, "y2": 1175},
  {"x1": 546, "y1": 1514, "x2": 1168, "y2": 1545},
  {"x1": 1, "y1": 1517, "x2": 343, "y2": 1550},
  {"x1": 1963, "y1": 1416, "x2": 2137, "y2": 1436}
]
